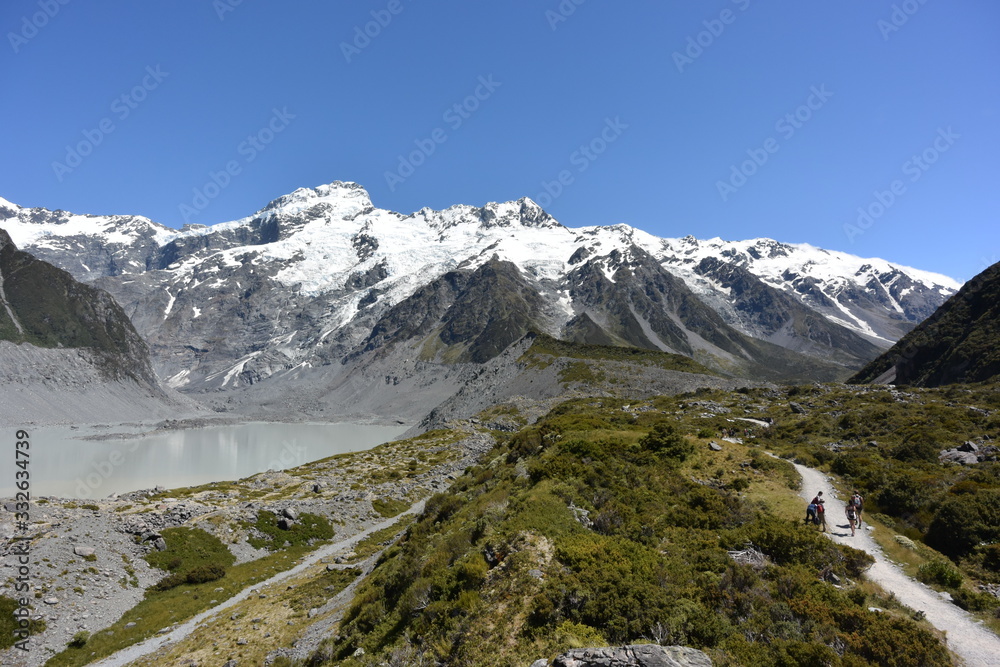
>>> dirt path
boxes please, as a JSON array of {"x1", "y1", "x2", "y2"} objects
[
  {"x1": 794, "y1": 462, "x2": 1000, "y2": 666},
  {"x1": 90, "y1": 500, "x2": 426, "y2": 667}
]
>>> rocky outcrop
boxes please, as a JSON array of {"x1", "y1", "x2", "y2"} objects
[{"x1": 532, "y1": 645, "x2": 712, "y2": 667}]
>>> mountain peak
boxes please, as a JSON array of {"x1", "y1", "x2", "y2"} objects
[
  {"x1": 261, "y1": 181, "x2": 373, "y2": 215},
  {"x1": 480, "y1": 197, "x2": 561, "y2": 229}
]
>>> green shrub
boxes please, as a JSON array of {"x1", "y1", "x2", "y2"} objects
[
  {"x1": 0, "y1": 596, "x2": 46, "y2": 650},
  {"x1": 372, "y1": 497, "x2": 409, "y2": 518},
  {"x1": 917, "y1": 559, "x2": 963, "y2": 589},
  {"x1": 247, "y1": 510, "x2": 335, "y2": 550},
  {"x1": 639, "y1": 422, "x2": 694, "y2": 462},
  {"x1": 185, "y1": 563, "x2": 227, "y2": 584},
  {"x1": 145, "y1": 526, "x2": 235, "y2": 592},
  {"x1": 926, "y1": 490, "x2": 1000, "y2": 559},
  {"x1": 145, "y1": 527, "x2": 234, "y2": 573},
  {"x1": 68, "y1": 631, "x2": 90, "y2": 648},
  {"x1": 891, "y1": 435, "x2": 941, "y2": 463},
  {"x1": 952, "y1": 587, "x2": 999, "y2": 612}
]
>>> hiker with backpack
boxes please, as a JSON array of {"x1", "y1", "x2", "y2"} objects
[
  {"x1": 850, "y1": 490, "x2": 864, "y2": 526},
  {"x1": 845, "y1": 501, "x2": 858, "y2": 536},
  {"x1": 815, "y1": 499, "x2": 827, "y2": 532},
  {"x1": 805, "y1": 492, "x2": 826, "y2": 531}
]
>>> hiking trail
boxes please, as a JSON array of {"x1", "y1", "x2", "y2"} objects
[{"x1": 794, "y1": 461, "x2": 1000, "y2": 666}]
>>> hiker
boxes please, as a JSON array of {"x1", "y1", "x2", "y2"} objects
[
  {"x1": 815, "y1": 499, "x2": 827, "y2": 532},
  {"x1": 846, "y1": 502, "x2": 858, "y2": 536},
  {"x1": 850, "y1": 490, "x2": 865, "y2": 526},
  {"x1": 805, "y1": 502, "x2": 817, "y2": 525},
  {"x1": 810, "y1": 491, "x2": 823, "y2": 506}
]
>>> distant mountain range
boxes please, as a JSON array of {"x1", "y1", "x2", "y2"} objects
[
  {"x1": 851, "y1": 259, "x2": 1000, "y2": 387},
  {"x1": 0, "y1": 182, "x2": 961, "y2": 417}
]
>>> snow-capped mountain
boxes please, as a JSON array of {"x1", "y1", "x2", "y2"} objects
[{"x1": 0, "y1": 183, "x2": 960, "y2": 399}]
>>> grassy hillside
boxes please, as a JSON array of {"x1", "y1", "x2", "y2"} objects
[
  {"x1": 851, "y1": 261, "x2": 1000, "y2": 387},
  {"x1": 521, "y1": 332, "x2": 719, "y2": 376},
  {"x1": 306, "y1": 392, "x2": 968, "y2": 666}
]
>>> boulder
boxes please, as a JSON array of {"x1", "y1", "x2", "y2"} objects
[
  {"x1": 152, "y1": 537, "x2": 168, "y2": 551},
  {"x1": 708, "y1": 442, "x2": 723, "y2": 452},
  {"x1": 789, "y1": 402, "x2": 807, "y2": 414},
  {"x1": 958, "y1": 441, "x2": 979, "y2": 453},
  {"x1": 281, "y1": 508, "x2": 299, "y2": 521},
  {"x1": 543, "y1": 645, "x2": 713, "y2": 667},
  {"x1": 73, "y1": 546, "x2": 96, "y2": 558},
  {"x1": 277, "y1": 518, "x2": 294, "y2": 531},
  {"x1": 939, "y1": 450, "x2": 978, "y2": 465}
]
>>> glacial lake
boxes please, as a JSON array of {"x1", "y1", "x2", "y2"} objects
[{"x1": 2, "y1": 422, "x2": 408, "y2": 499}]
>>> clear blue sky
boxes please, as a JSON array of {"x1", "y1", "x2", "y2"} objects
[{"x1": 1, "y1": 1, "x2": 997, "y2": 281}]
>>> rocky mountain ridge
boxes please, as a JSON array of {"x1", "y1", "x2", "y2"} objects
[{"x1": 0, "y1": 184, "x2": 960, "y2": 411}]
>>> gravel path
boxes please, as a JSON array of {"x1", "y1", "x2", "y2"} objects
[
  {"x1": 794, "y1": 462, "x2": 1000, "y2": 667},
  {"x1": 89, "y1": 500, "x2": 426, "y2": 667}
]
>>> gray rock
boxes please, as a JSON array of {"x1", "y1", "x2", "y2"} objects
[
  {"x1": 281, "y1": 508, "x2": 299, "y2": 521},
  {"x1": 958, "y1": 441, "x2": 979, "y2": 453},
  {"x1": 153, "y1": 537, "x2": 168, "y2": 551},
  {"x1": 940, "y1": 450, "x2": 978, "y2": 465},
  {"x1": 277, "y1": 518, "x2": 294, "y2": 531},
  {"x1": 708, "y1": 442, "x2": 723, "y2": 452},
  {"x1": 43, "y1": 597, "x2": 59, "y2": 605},
  {"x1": 548, "y1": 645, "x2": 712, "y2": 667},
  {"x1": 789, "y1": 402, "x2": 807, "y2": 414},
  {"x1": 73, "y1": 546, "x2": 96, "y2": 558}
]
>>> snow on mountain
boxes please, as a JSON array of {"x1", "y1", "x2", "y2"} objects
[{"x1": 0, "y1": 182, "x2": 961, "y2": 390}]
